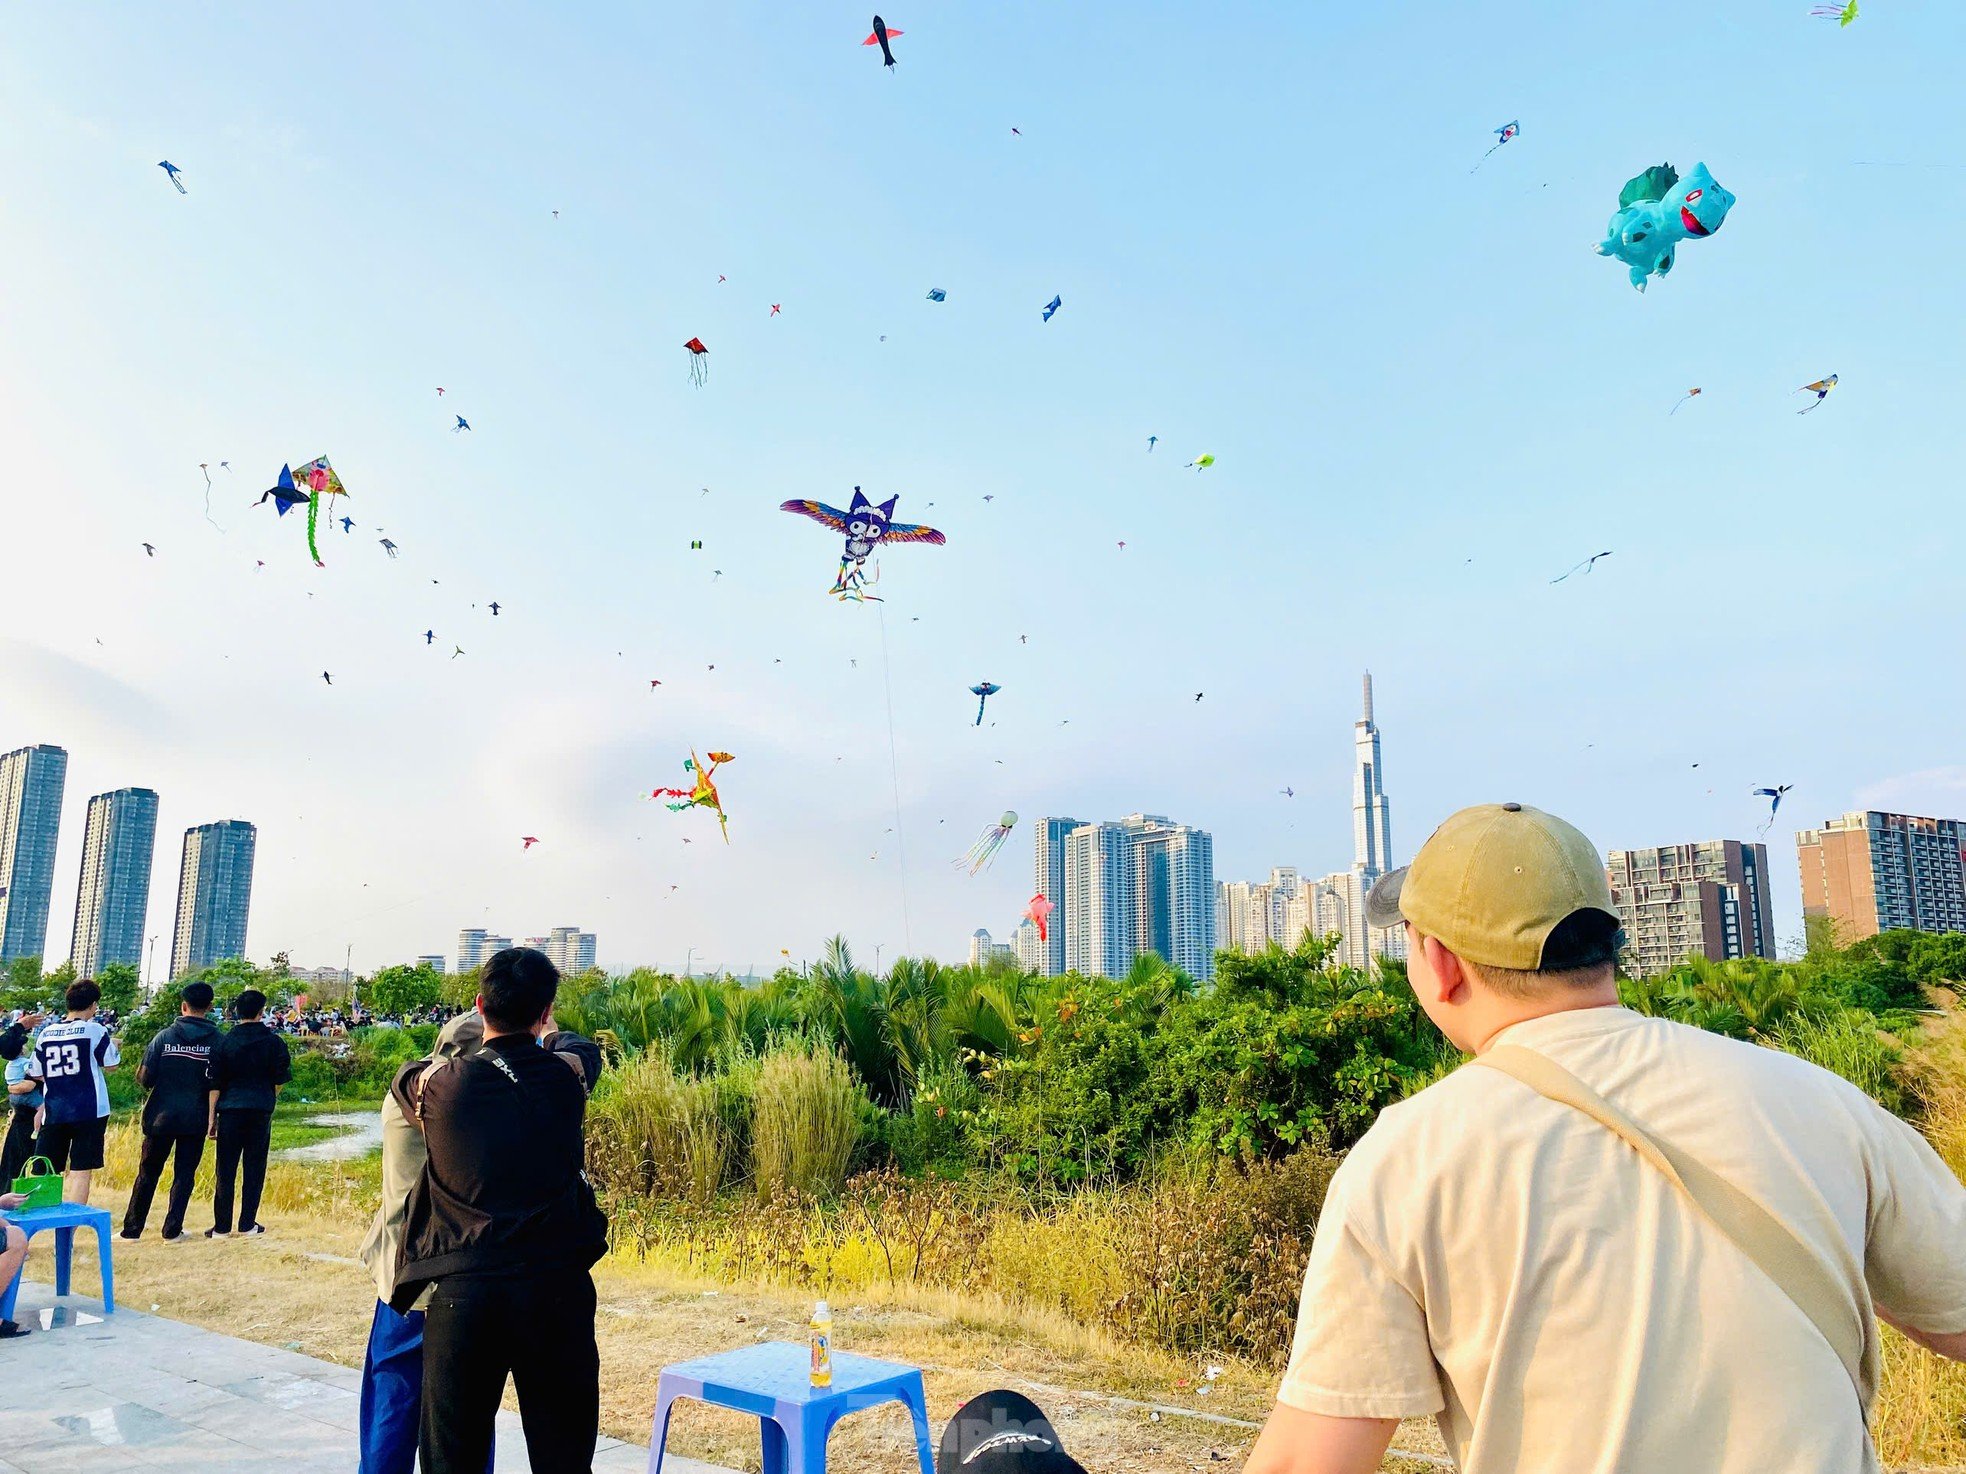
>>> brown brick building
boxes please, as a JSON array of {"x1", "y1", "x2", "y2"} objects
[{"x1": 1796, "y1": 810, "x2": 1966, "y2": 941}]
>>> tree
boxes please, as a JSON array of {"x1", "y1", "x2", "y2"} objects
[
  {"x1": 362, "y1": 963, "x2": 443, "y2": 1018},
  {"x1": 94, "y1": 962, "x2": 140, "y2": 1014}
]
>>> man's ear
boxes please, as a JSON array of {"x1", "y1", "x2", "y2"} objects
[{"x1": 1424, "y1": 936, "x2": 1469, "y2": 1005}]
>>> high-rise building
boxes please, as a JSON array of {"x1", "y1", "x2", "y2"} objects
[
  {"x1": 1353, "y1": 673, "x2": 1393, "y2": 886},
  {"x1": 415, "y1": 954, "x2": 448, "y2": 974},
  {"x1": 1217, "y1": 868, "x2": 1303, "y2": 957},
  {"x1": 1606, "y1": 840, "x2": 1776, "y2": 978},
  {"x1": 1063, "y1": 814, "x2": 1216, "y2": 981},
  {"x1": 967, "y1": 928, "x2": 1015, "y2": 967},
  {"x1": 1029, "y1": 817, "x2": 1082, "y2": 976},
  {"x1": 0, "y1": 744, "x2": 69, "y2": 965},
  {"x1": 1012, "y1": 918, "x2": 1042, "y2": 972},
  {"x1": 1797, "y1": 811, "x2": 1966, "y2": 941},
  {"x1": 69, "y1": 787, "x2": 160, "y2": 977},
  {"x1": 545, "y1": 926, "x2": 598, "y2": 975},
  {"x1": 454, "y1": 929, "x2": 515, "y2": 973},
  {"x1": 170, "y1": 820, "x2": 256, "y2": 979}
]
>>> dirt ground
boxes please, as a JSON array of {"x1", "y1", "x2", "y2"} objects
[{"x1": 73, "y1": 1182, "x2": 1454, "y2": 1473}]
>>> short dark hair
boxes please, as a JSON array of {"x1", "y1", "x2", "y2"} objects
[
  {"x1": 234, "y1": 988, "x2": 267, "y2": 1021},
  {"x1": 0, "y1": 1031, "x2": 22, "y2": 1063},
  {"x1": 479, "y1": 947, "x2": 559, "y2": 1032},
  {"x1": 181, "y1": 982, "x2": 215, "y2": 1012},
  {"x1": 66, "y1": 980, "x2": 101, "y2": 1013},
  {"x1": 1463, "y1": 910, "x2": 1623, "y2": 999}
]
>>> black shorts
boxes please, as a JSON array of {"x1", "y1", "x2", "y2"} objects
[{"x1": 37, "y1": 1116, "x2": 107, "y2": 1173}]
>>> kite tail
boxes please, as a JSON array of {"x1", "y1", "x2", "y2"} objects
[{"x1": 306, "y1": 492, "x2": 324, "y2": 566}]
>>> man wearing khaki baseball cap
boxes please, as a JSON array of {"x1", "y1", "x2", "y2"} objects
[{"x1": 1244, "y1": 803, "x2": 1966, "y2": 1474}]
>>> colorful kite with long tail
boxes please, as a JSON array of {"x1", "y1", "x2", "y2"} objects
[
  {"x1": 291, "y1": 456, "x2": 346, "y2": 566},
  {"x1": 1471, "y1": 121, "x2": 1519, "y2": 173},
  {"x1": 969, "y1": 682, "x2": 1001, "y2": 725},
  {"x1": 780, "y1": 487, "x2": 945, "y2": 601},
  {"x1": 957, "y1": 811, "x2": 1018, "y2": 875},
  {"x1": 651, "y1": 749, "x2": 736, "y2": 843}
]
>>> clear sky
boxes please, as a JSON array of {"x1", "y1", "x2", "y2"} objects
[{"x1": 2, "y1": 3, "x2": 1963, "y2": 977}]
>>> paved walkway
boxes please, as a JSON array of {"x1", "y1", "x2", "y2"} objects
[{"x1": 0, "y1": 1280, "x2": 722, "y2": 1473}]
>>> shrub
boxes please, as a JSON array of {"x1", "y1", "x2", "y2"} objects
[
  {"x1": 1768, "y1": 1007, "x2": 1906, "y2": 1112},
  {"x1": 588, "y1": 1050, "x2": 732, "y2": 1205},
  {"x1": 750, "y1": 1044, "x2": 864, "y2": 1199}
]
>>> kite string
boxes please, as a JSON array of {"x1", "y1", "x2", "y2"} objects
[{"x1": 875, "y1": 597, "x2": 913, "y2": 957}]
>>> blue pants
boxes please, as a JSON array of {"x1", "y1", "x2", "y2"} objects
[{"x1": 359, "y1": 1301, "x2": 498, "y2": 1474}]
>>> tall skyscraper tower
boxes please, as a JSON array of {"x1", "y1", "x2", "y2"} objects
[
  {"x1": 1031, "y1": 817, "x2": 1082, "y2": 976},
  {"x1": 0, "y1": 744, "x2": 69, "y2": 965},
  {"x1": 170, "y1": 820, "x2": 256, "y2": 978},
  {"x1": 1061, "y1": 814, "x2": 1217, "y2": 981},
  {"x1": 70, "y1": 787, "x2": 160, "y2": 976},
  {"x1": 1352, "y1": 672, "x2": 1392, "y2": 883}
]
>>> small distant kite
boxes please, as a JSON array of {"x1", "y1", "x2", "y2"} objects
[
  {"x1": 436, "y1": 388, "x2": 446, "y2": 396},
  {"x1": 522, "y1": 836, "x2": 541, "y2": 849},
  {"x1": 781, "y1": 487, "x2": 945, "y2": 602},
  {"x1": 142, "y1": 543, "x2": 156, "y2": 557},
  {"x1": 339, "y1": 516, "x2": 354, "y2": 533},
  {"x1": 1042, "y1": 295, "x2": 1062, "y2": 322},
  {"x1": 1147, "y1": 435, "x2": 1157, "y2": 452},
  {"x1": 451, "y1": 645, "x2": 465, "y2": 659},
  {"x1": 1188, "y1": 454, "x2": 1216, "y2": 471},
  {"x1": 1670, "y1": 388, "x2": 1702, "y2": 415},
  {"x1": 158, "y1": 161, "x2": 186, "y2": 194},
  {"x1": 1810, "y1": 0, "x2": 1858, "y2": 23},
  {"x1": 489, "y1": 602, "x2": 501, "y2": 616},
  {"x1": 1797, "y1": 374, "x2": 1838, "y2": 414},
  {"x1": 424, "y1": 630, "x2": 435, "y2": 644},
  {"x1": 1551, "y1": 550, "x2": 1613, "y2": 584},
  {"x1": 322, "y1": 672, "x2": 333, "y2": 685},
  {"x1": 770, "y1": 304, "x2": 781, "y2": 316},
  {"x1": 1194, "y1": 692, "x2": 1204, "y2": 702},
  {"x1": 1752, "y1": 784, "x2": 1793, "y2": 830},
  {"x1": 958, "y1": 811, "x2": 1018, "y2": 876},
  {"x1": 1471, "y1": 121, "x2": 1520, "y2": 174},
  {"x1": 1281, "y1": 786, "x2": 1296, "y2": 798},
  {"x1": 651, "y1": 749, "x2": 736, "y2": 844},
  {"x1": 1024, "y1": 893, "x2": 1054, "y2": 942},
  {"x1": 926, "y1": 288, "x2": 947, "y2": 302},
  {"x1": 684, "y1": 338, "x2": 709, "y2": 387},
  {"x1": 690, "y1": 539, "x2": 703, "y2": 550},
  {"x1": 650, "y1": 679, "x2": 662, "y2": 689},
  {"x1": 380, "y1": 538, "x2": 398, "y2": 557},
  {"x1": 1596, "y1": 162, "x2": 1735, "y2": 292},
  {"x1": 454, "y1": 416, "x2": 471, "y2": 433},
  {"x1": 865, "y1": 15, "x2": 900, "y2": 69},
  {"x1": 969, "y1": 681, "x2": 1001, "y2": 725}
]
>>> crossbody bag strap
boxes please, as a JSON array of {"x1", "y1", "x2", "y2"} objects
[{"x1": 1474, "y1": 1043, "x2": 1870, "y2": 1418}]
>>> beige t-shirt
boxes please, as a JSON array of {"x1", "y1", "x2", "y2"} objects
[{"x1": 1278, "y1": 1006, "x2": 1966, "y2": 1473}]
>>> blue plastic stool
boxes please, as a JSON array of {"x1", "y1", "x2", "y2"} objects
[
  {"x1": 646, "y1": 1341, "x2": 933, "y2": 1474},
  {"x1": 0, "y1": 1203, "x2": 116, "y2": 1321}
]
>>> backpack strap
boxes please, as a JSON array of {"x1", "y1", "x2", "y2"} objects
[{"x1": 1474, "y1": 1043, "x2": 1872, "y2": 1420}]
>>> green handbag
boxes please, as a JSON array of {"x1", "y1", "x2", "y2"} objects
[{"x1": 11, "y1": 1156, "x2": 61, "y2": 1210}]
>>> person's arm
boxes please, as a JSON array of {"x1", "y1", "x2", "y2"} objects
[
  {"x1": 1243, "y1": 1408, "x2": 1399, "y2": 1474},
  {"x1": 95, "y1": 1023, "x2": 120, "y2": 1072},
  {"x1": 270, "y1": 1036, "x2": 293, "y2": 1090},
  {"x1": 1860, "y1": 1094, "x2": 1966, "y2": 1355},
  {"x1": 1880, "y1": 1306, "x2": 1966, "y2": 1361},
  {"x1": 137, "y1": 1034, "x2": 164, "y2": 1090}
]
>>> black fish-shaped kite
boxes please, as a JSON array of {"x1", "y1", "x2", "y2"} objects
[{"x1": 865, "y1": 15, "x2": 900, "y2": 69}]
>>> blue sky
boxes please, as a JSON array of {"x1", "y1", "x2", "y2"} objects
[{"x1": 2, "y1": 2, "x2": 1962, "y2": 976}]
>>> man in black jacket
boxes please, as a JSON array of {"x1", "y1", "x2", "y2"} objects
[
  {"x1": 122, "y1": 982, "x2": 221, "y2": 1241},
  {"x1": 205, "y1": 988, "x2": 292, "y2": 1237},
  {"x1": 392, "y1": 947, "x2": 605, "y2": 1474}
]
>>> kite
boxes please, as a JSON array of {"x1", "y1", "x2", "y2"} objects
[
  {"x1": 1194, "y1": 692, "x2": 1204, "y2": 702},
  {"x1": 651, "y1": 749, "x2": 736, "y2": 844},
  {"x1": 452, "y1": 645, "x2": 465, "y2": 659},
  {"x1": 957, "y1": 811, "x2": 1018, "y2": 875},
  {"x1": 650, "y1": 679, "x2": 662, "y2": 689},
  {"x1": 1024, "y1": 893, "x2": 1054, "y2": 942},
  {"x1": 1147, "y1": 436, "x2": 1157, "y2": 452},
  {"x1": 158, "y1": 161, "x2": 186, "y2": 194},
  {"x1": 1281, "y1": 786, "x2": 1296, "y2": 798},
  {"x1": 926, "y1": 288, "x2": 946, "y2": 302},
  {"x1": 436, "y1": 388, "x2": 445, "y2": 396},
  {"x1": 969, "y1": 681, "x2": 1000, "y2": 725},
  {"x1": 1042, "y1": 295, "x2": 1062, "y2": 321},
  {"x1": 293, "y1": 456, "x2": 347, "y2": 566},
  {"x1": 1595, "y1": 162, "x2": 1735, "y2": 291},
  {"x1": 684, "y1": 338, "x2": 709, "y2": 387},
  {"x1": 489, "y1": 602, "x2": 501, "y2": 616},
  {"x1": 380, "y1": 538, "x2": 398, "y2": 557},
  {"x1": 339, "y1": 516, "x2": 354, "y2": 533},
  {"x1": 257, "y1": 466, "x2": 311, "y2": 516},
  {"x1": 1796, "y1": 375, "x2": 1838, "y2": 414},
  {"x1": 322, "y1": 672, "x2": 332, "y2": 685},
  {"x1": 1551, "y1": 550, "x2": 1613, "y2": 584},
  {"x1": 770, "y1": 304, "x2": 781, "y2": 316},
  {"x1": 780, "y1": 486, "x2": 946, "y2": 602},
  {"x1": 1752, "y1": 785, "x2": 1793, "y2": 830},
  {"x1": 454, "y1": 416, "x2": 471, "y2": 433},
  {"x1": 865, "y1": 15, "x2": 900, "y2": 69},
  {"x1": 1188, "y1": 454, "x2": 1216, "y2": 471},
  {"x1": 424, "y1": 630, "x2": 435, "y2": 644},
  {"x1": 690, "y1": 539, "x2": 703, "y2": 550},
  {"x1": 522, "y1": 836, "x2": 541, "y2": 849},
  {"x1": 1471, "y1": 121, "x2": 1520, "y2": 173},
  {"x1": 1811, "y1": 1, "x2": 1858, "y2": 23},
  {"x1": 142, "y1": 543, "x2": 156, "y2": 557},
  {"x1": 1671, "y1": 388, "x2": 1702, "y2": 415}
]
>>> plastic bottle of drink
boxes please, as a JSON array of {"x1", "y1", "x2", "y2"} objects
[{"x1": 809, "y1": 1299, "x2": 833, "y2": 1388}]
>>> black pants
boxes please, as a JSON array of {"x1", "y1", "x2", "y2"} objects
[
  {"x1": 212, "y1": 1109, "x2": 272, "y2": 1232},
  {"x1": 0, "y1": 1105, "x2": 37, "y2": 1185},
  {"x1": 123, "y1": 1130, "x2": 205, "y2": 1238},
  {"x1": 420, "y1": 1268, "x2": 598, "y2": 1474}
]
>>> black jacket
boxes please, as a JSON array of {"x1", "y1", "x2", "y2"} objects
[
  {"x1": 388, "y1": 1030, "x2": 607, "y2": 1310},
  {"x1": 139, "y1": 1014, "x2": 222, "y2": 1135},
  {"x1": 207, "y1": 1020, "x2": 292, "y2": 1113}
]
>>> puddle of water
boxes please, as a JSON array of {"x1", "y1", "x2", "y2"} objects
[{"x1": 274, "y1": 1109, "x2": 383, "y2": 1163}]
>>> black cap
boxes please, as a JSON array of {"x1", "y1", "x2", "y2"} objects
[{"x1": 937, "y1": 1391, "x2": 1086, "y2": 1474}]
